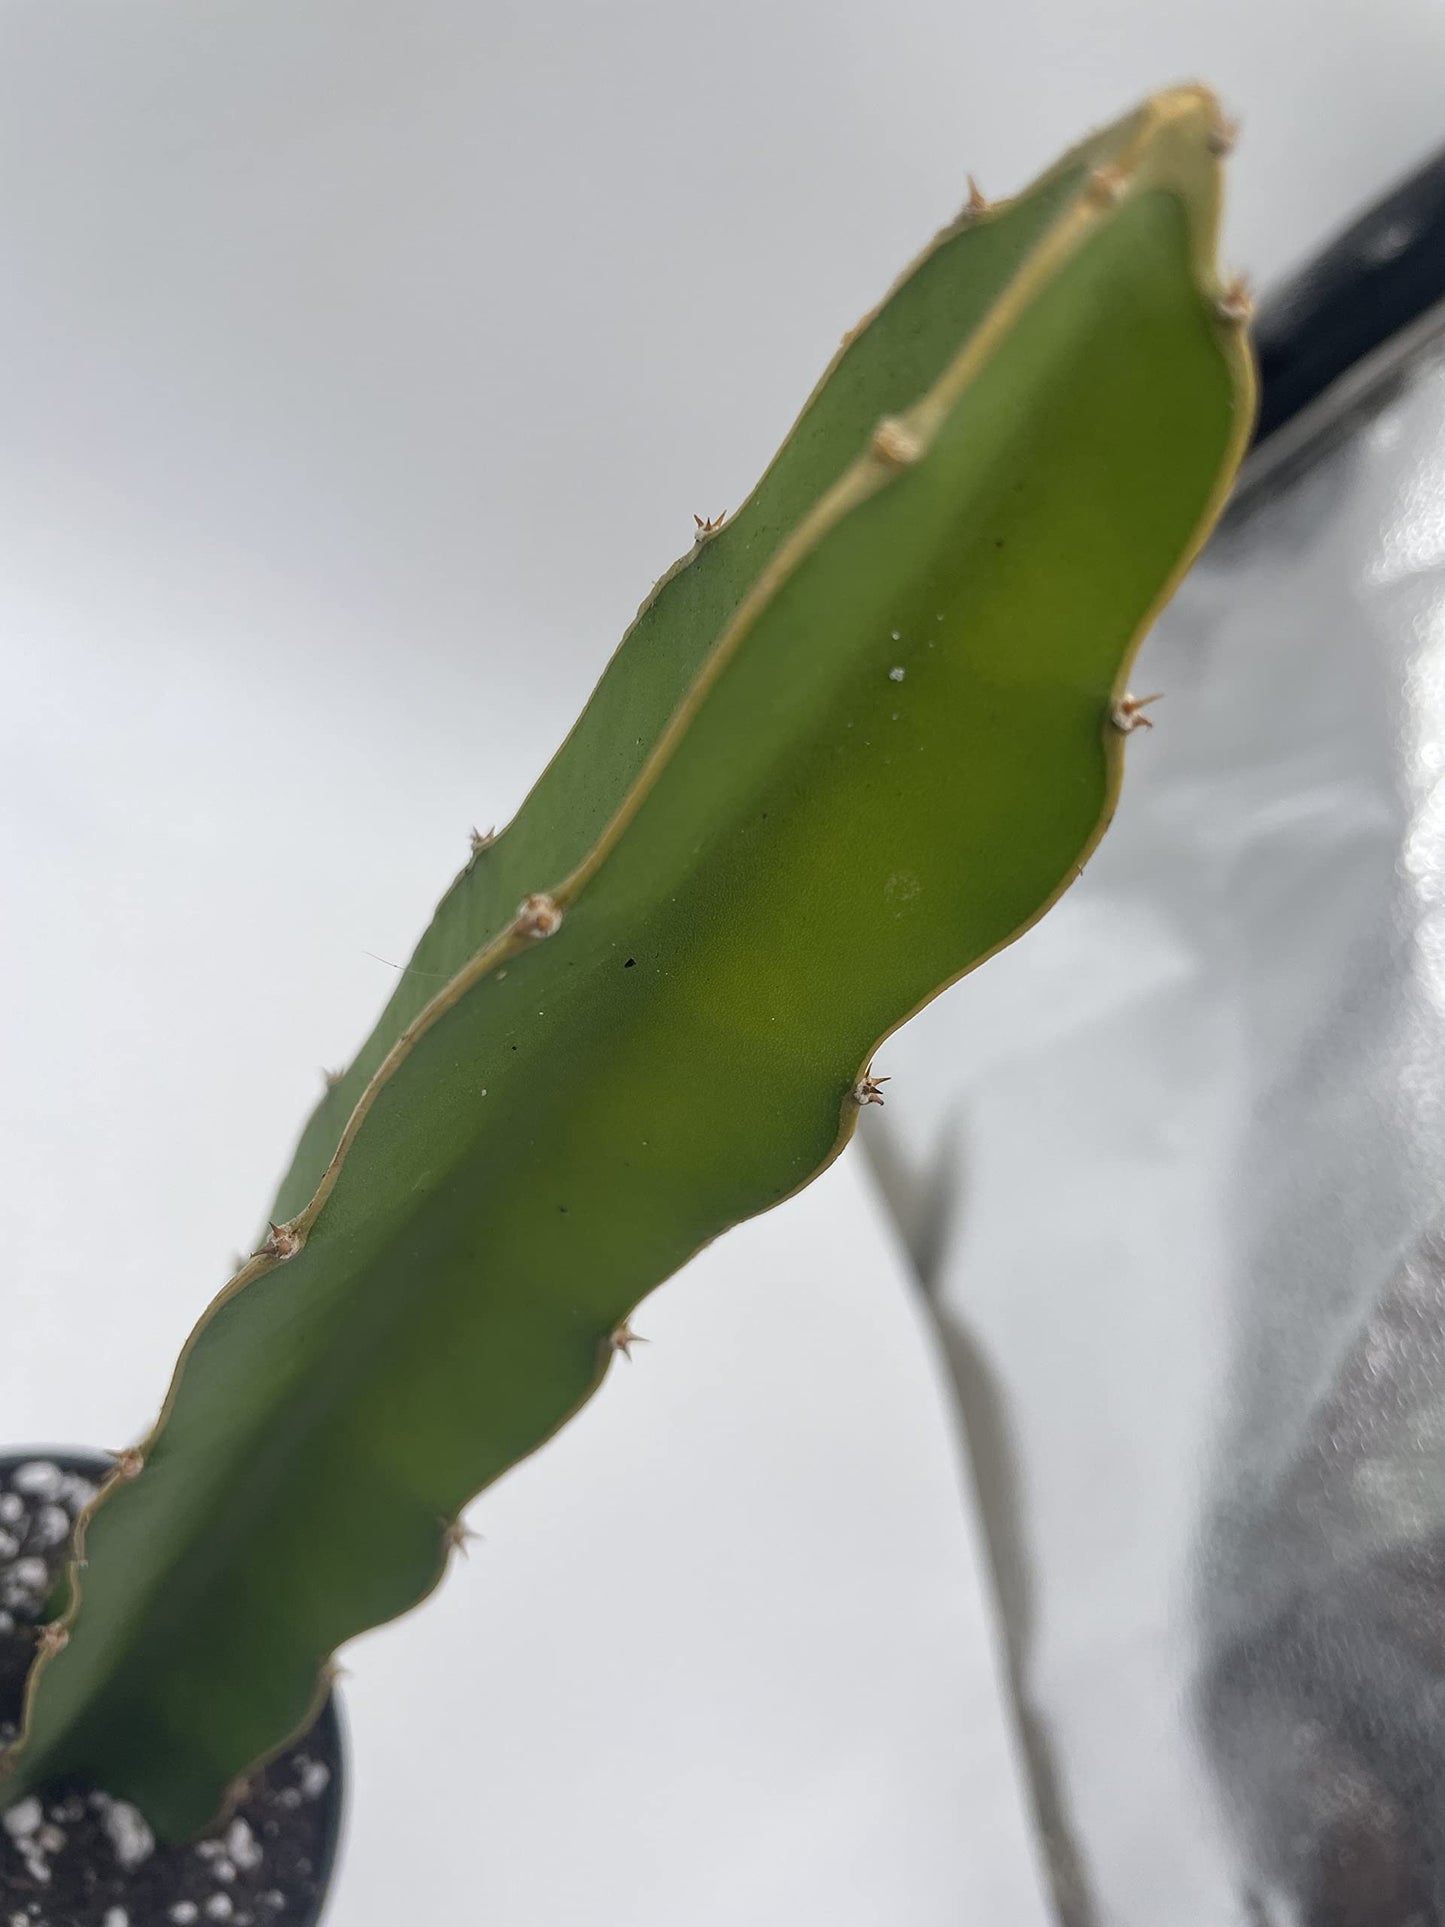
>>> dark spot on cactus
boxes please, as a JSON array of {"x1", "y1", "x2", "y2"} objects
[{"x1": 624, "y1": 959, "x2": 635, "y2": 969}]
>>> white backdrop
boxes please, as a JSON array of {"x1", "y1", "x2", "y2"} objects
[{"x1": 3, "y1": 3, "x2": 1445, "y2": 1920}]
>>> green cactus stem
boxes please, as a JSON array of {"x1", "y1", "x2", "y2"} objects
[{"x1": 6, "y1": 85, "x2": 1254, "y2": 1837}]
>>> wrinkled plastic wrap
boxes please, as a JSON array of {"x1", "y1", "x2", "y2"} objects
[{"x1": 875, "y1": 318, "x2": 1445, "y2": 1924}]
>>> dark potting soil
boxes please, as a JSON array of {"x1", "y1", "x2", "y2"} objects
[{"x1": 0, "y1": 1454, "x2": 343, "y2": 1927}]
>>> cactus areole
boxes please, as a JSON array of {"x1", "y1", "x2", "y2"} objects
[{"x1": 3, "y1": 87, "x2": 1254, "y2": 1844}]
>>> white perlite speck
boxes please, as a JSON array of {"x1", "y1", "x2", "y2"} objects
[
  {"x1": 297, "y1": 1757, "x2": 330, "y2": 1799},
  {"x1": 18, "y1": 1842, "x2": 50, "y2": 1885},
  {"x1": 168, "y1": 1906, "x2": 199, "y2": 1924},
  {"x1": 59, "y1": 1474, "x2": 97, "y2": 1512},
  {"x1": 33, "y1": 1504, "x2": 71, "y2": 1547},
  {"x1": 0, "y1": 1495, "x2": 21, "y2": 1524},
  {"x1": 101, "y1": 1797, "x2": 155, "y2": 1869},
  {"x1": 103, "y1": 1909, "x2": 130, "y2": 1927},
  {"x1": 4, "y1": 1557, "x2": 48, "y2": 1601},
  {"x1": 204, "y1": 1895, "x2": 234, "y2": 1920},
  {"x1": 11, "y1": 1462, "x2": 61, "y2": 1499},
  {"x1": 226, "y1": 1816, "x2": 262, "y2": 1872},
  {"x1": 2, "y1": 1797, "x2": 41, "y2": 1839}
]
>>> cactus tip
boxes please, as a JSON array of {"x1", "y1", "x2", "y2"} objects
[
  {"x1": 322, "y1": 1066, "x2": 345, "y2": 1093},
  {"x1": 851, "y1": 1072, "x2": 890, "y2": 1107},
  {"x1": 469, "y1": 825, "x2": 497, "y2": 855},
  {"x1": 35, "y1": 1623, "x2": 68, "y2": 1659},
  {"x1": 515, "y1": 893, "x2": 564, "y2": 940},
  {"x1": 609, "y1": 1321, "x2": 648, "y2": 1361},
  {"x1": 693, "y1": 510, "x2": 728, "y2": 540},
  {"x1": 871, "y1": 417, "x2": 924, "y2": 470},
  {"x1": 1110, "y1": 691, "x2": 1163, "y2": 734},
  {"x1": 965, "y1": 174, "x2": 988, "y2": 216},
  {"x1": 108, "y1": 1448, "x2": 145, "y2": 1482}
]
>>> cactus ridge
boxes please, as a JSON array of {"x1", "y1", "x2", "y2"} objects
[{"x1": 6, "y1": 87, "x2": 1254, "y2": 1836}]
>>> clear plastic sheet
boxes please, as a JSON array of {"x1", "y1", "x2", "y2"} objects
[{"x1": 874, "y1": 317, "x2": 1445, "y2": 1924}]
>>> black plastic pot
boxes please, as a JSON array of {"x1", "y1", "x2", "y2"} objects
[{"x1": 0, "y1": 1451, "x2": 345, "y2": 1927}]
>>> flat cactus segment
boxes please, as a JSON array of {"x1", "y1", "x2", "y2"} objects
[
  {"x1": 7, "y1": 87, "x2": 1253, "y2": 1837},
  {"x1": 268, "y1": 102, "x2": 1146, "y2": 1225}
]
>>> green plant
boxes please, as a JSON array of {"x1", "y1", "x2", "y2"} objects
[{"x1": 4, "y1": 84, "x2": 1253, "y2": 1838}]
